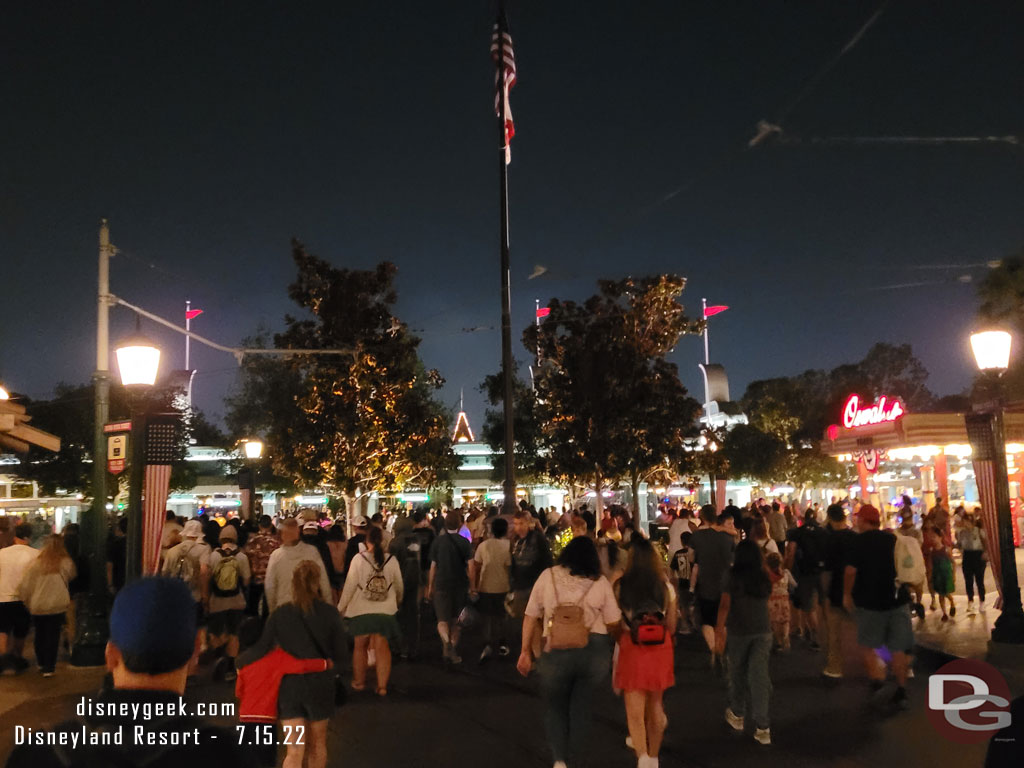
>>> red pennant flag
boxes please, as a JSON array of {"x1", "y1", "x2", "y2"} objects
[
  {"x1": 536, "y1": 307, "x2": 550, "y2": 319},
  {"x1": 186, "y1": 309, "x2": 204, "y2": 320},
  {"x1": 703, "y1": 305, "x2": 729, "y2": 318}
]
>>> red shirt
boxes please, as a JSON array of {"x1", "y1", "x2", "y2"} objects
[{"x1": 236, "y1": 648, "x2": 329, "y2": 722}]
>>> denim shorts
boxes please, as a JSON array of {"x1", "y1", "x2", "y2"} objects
[{"x1": 855, "y1": 605, "x2": 913, "y2": 653}]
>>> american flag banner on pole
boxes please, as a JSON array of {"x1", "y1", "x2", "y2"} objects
[
  {"x1": 971, "y1": 458, "x2": 1005, "y2": 599},
  {"x1": 491, "y1": 17, "x2": 516, "y2": 164},
  {"x1": 143, "y1": 464, "x2": 172, "y2": 575}
]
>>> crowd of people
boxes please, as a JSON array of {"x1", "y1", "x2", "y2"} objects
[{"x1": 0, "y1": 492, "x2": 1013, "y2": 767}]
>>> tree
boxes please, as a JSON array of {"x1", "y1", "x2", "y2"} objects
[
  {"x1": 225, "y1": 241, "x2": 457, "y2": 520},
  {"x1": 16, "y1": 382, "x2": 219, "y2": 498},
  {"x1": 479, "y1": 362, "x2": 547, "y2": 485},
  {"x1": 524, "y1": 275, "x2": 701, "y2": 518}
]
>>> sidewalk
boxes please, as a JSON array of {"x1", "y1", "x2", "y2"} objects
[{"x1": 913, "y1": 548, "x2": 1024, "y2": 685}]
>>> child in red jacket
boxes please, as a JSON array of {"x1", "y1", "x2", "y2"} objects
[{"x1": 236, "y1": 618, "x2": 331, "y2": 765}]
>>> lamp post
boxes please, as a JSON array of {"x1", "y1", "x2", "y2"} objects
[
  {"x1": 969, "y1": 329, "x2": 1024, "y2": 644},
  {"x1": 240, "y1": 439, "x2": 264, "y2": 520},
  {"x1": 116, "y1": 324, "x2": 161, "y2": 584}
]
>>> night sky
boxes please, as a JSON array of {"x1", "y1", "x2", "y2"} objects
[{"x1": 4, "y1": 1, "x2": 1023, "y2": 431}]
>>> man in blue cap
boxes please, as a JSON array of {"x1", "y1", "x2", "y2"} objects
[{"x1": 6, "y1": 577, "x2": 246, "y2": 767}]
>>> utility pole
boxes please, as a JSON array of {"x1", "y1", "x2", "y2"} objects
[{"x1": 73, "y1": 219, "x2": 112, "y2": 666}]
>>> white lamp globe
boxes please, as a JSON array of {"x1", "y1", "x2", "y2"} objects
[
  {"x1": 970, "y1": 330, "x2": 1012, "y2": 372},
  {"x1": 115, "y1": 334, "x2": 161, "y2": 386},
  {"x1": 242, "y1": 439, "x2": 264, "y2": 460}
]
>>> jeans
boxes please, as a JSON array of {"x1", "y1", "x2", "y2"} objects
[
  {"x1": 726, "y1": 632, "x2": 772, "y2": 730},
  {"x1": 32, "y1": 613, "x2": 64, "y2": 672},
  {"x1": 538, "y1": 634, "x2": 612, "y2": 766},
  {"x1": 961, "y1": 550, "x2": 986, "y2": 602}
]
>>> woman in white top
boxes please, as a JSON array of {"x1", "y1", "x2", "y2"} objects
[
  {"x1": 518, "y1": 537, "x2": 622, "y2": 768},
  {"x1": 337, "y1": 526, "x2": 403, "y2": 695}
]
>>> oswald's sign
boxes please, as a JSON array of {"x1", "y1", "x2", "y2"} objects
[{"x1": 842, "y1": 394, "x2": 906, "y2": 430}]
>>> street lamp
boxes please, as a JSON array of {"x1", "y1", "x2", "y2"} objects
[
  {"x1": 242, "y1": 438, "x2": 264, "y2": 460},
  {"x1": 239, "y1": 438, "x2": 264, "y2": 519},
  {"x1": 115, "y1": 323, "x2": 162, "y2": 387},
  {"x1": 115, "y1": 324, "x2": 161, "y2": 586},
  {"x1": 971, "y1": 330, "x2": 1012, "y2": 371},
  {"x1": 969, "y1": 328, "x2": 1024, "y2": 644}
]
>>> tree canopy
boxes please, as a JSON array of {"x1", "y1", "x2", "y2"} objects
[
  {"x1": 225, "y1": 241, "x2": 457, "y2": 513},
  {"x1": 522, "y1": 275, "x2": 701, "y2": 514}
]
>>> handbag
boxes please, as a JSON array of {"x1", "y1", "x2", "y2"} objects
[
  {"x1": 299, "y1": 610, "x2": 347, "y2": 708},
  {"x1": 546, "y1": 574, "x2": 596, "y2": 651}
]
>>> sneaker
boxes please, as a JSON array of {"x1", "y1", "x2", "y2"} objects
[
  {"x1": 913, "y1": 602, "x2": 925, "y2": 620},
  {"x1": 941, "y1": 614, "x2": 949, "y2": 622},
  {"x1": 949, "y1": 604, "x2": 956, "y2": 617},
  {"x1": 725, "y1": 708, "x2": 744, "y2": 732},
  {"x1": 497, "y1": 644, "x2": 510, "y2": 657},
  {"x1": 753, "y1": 728, "x2": 771, "y2": 745},
  {"x1": 479, "y1": 645, "x2": 493, "y2": 664},
  {"x1": 41, "y1": 669, "x2": 55, "y2": 678},
  {"x1": 10, "y1": 656, "x2": 28, "y2": 675},
  {"x1": 967, "y1": 600, "x2": 976, "y2": 614},
  {"x1": 822, "y1": 670, "x2": 843, "y2": 680},
  {"x1": 906, "y1": 667, "x2": 915, "y2": 679}
]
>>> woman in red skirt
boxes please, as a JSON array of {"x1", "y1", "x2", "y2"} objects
[{"x1": 614, "y1": 538, "x2": 677, "y2": 768}]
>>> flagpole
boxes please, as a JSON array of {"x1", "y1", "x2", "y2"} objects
[
  {"x1": 702, "y1": 297, "x2": 709, "y2": 365},
  {"x1": 497, "y1": 0, "x2": 516, "y2": 515}
]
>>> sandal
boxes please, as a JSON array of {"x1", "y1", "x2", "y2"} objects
[{"x1": 351, "y1": 681, "x2": 366, "y2": 692}]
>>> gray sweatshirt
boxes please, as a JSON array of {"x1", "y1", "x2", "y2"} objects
[{"x1": 264, "y1": 541, "x2": 331, "y2": 613}]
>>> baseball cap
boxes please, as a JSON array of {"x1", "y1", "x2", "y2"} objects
[
  {"x1": 302, "y1": 520, "x2": 320, "y2": 533},
  {"x1": 109, "y1": 578, "x2": 197, "y2": 674},
  {"x1": 182, "y1": 519, "x2": 203, "y2": 539},
  {"x1": 858, "y1": 505, "x2": 881, "y2": 526},
  {"x1": 219, "y1": 524, "x2": 238, "y2": 541},
  {"x1": 351, "y1": 515, "x2": 369, "y2": 528}
]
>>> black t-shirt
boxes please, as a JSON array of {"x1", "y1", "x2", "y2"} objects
[
  {"x1": 412, "y1": 527, "x2": 436, "y2": 572},
  {"x1": 429, "y1": 531, "x2": 472, "y2": 591},
  {"x1": 786, "y1": 522, "x2": 826, "y2": 577},
  {"x1": 723, "y1": 505, "x2": 742, "y2": 529},
  {"x1": 823, "y1": 527, "x2": 856, "y2": 607},
  {"x1": 510, "y1": 529, "x2": 552, "y2": 591},
  {"x1": 690, "y1": 528, "x2": 736, "y2": 600},
  {"x1": 849, "y1": 529, "x2": 900, "y2": 611}
]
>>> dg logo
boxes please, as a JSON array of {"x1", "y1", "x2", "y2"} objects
[{"x1": 928, "y1": 659, "x2": 1012, "y2": 744}]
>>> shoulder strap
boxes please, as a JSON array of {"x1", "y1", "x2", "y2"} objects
[{"x1": 298, "y1": 607, "x2": 331, "y2": 660}]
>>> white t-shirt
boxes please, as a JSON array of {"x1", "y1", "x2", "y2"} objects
[
  {"x1": 0, "y1": 544, "x2": 40, "y2": 602},
  {"x1": 525, "y1": 566, "x2": 622, "y2": 635},
  {"x1": 667, "y1": 518, "x2": 694, "y2": 555},
  {"x1": 474, "y1": 538, "x2": 511, "y2": 594}
]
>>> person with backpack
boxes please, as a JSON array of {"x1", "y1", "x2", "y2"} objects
[
  {"x1": 243, "y1": 514, "x2": 280, "y2": 618},
  {"x1": 518, "y1": 536, "x2": 622, "y2": 768},
  {"x1": 16, "y1": 534, "x2": 75, "y2": 677},
  {"x1": 338, "y1": 525, "x2": 403, "y2": 695},
  {"x1": 784, "y1": 508, "x2": 826, "y2": 650},
  {"x1": 669, "y1": 530, "x2": 694, "y2": 634},
  {"x1": 614, "y1": 537, "x2": 676, "y2": 768},
  {"x1": 202, "y1": 524, "x2": 250, "y2": 680},
  {"x1": 716, "y1": 540, "x2": 774, "y2": 746}
]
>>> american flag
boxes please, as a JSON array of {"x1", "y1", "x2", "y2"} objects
[
  {"x1": 971, "y1": 458, "x2": 1004, "y2": 598},
  {"x1": 143, "y1": 464, "x2": 172, "y2": 575},
  {"x1": 491, "y1": 17, "x2": 516, "y2": 164}
]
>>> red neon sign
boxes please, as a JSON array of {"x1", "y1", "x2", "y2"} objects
[{"x1": 842, "y1": 394, "x2": 906, "y2": 430}]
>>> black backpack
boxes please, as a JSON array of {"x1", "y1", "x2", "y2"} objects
[{"x1": 795, "y1": 525, "x2": 826, "y2": 574}]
